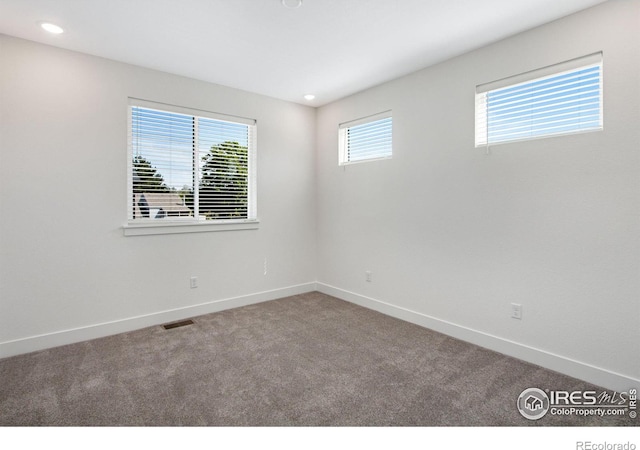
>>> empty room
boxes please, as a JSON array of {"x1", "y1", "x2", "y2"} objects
[{"x1": 0, "y1": 0, "x2": 638, "y2": 441}]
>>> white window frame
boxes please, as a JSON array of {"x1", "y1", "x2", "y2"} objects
[
  {"x1": 124, "y1": 98, "x2": 258, "y2": 236},
  {"x1": 475, "y1": 53, "x2": 603, "y2": 147},
  {"x1": 339, "y1": 110, "x2": 393, "y2": 165}
]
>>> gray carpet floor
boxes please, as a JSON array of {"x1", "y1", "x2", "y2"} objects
[{"x1": 0, "y1": 292, "x2": 634, "y2": 426}]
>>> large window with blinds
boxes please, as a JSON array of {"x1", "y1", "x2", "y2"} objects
[
  {"x1": 475, "y1": 53, "x2": 602, "y2": 147},
  {"x1": 339, "y1": 111, "x2": 392, "y2": 164},
  {"x1": 127, "y1": 99, "x2": 256, "y2": 230}
]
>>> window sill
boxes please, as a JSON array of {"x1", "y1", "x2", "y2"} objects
[
  {"x1": 339, "y1": 155, "x2": 392, "y2": 166},
  {"x1": 122, "y1": 219, "x2": 260, "y2": 236}
]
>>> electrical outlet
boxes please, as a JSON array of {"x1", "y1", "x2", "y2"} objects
[
  {"x1": 511, "y1": 303, "x2": 522, "y2": 320},
  {"x1": 263, "y1": 258, "x2": 268, "y2": 276},
  {"x1": 365, "y1": 271, "x2": 372, "y2": 282},
  {"x1": 190, "y1": 276, "x2": 198, "y2": 289}
]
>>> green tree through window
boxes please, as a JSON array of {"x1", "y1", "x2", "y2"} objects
[{"x1": 199, "y1": 141, "x2": 248, "y2": 219}]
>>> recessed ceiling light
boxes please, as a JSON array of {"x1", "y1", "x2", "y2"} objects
[
  {"x1": 282, "y1": 0, "x2": 302, "y2": 9},
  {"x1": 40, "y1": 22, "x2": 64, "y2": 34},
  {"x1": 304, "y1": 94, "x2": 316, "y2": 101}
]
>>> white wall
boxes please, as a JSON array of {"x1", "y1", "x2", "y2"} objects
[
  {"x1": 316, "y1": 1, "x2": 639, "y2": 391},
  {"x1": 0, "y1": 35, "x2": 317, "y2": 356}
]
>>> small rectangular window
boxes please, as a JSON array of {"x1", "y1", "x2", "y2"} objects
[
  {"x1": 339, "y1": 111, "x2": 392, "y2": 164},
  {"x1": 127, "y1": 99, "x2": 256, "y2": 226},
  {"x1": 475, "y1": 53, "x2": 602, "y2": 147}
]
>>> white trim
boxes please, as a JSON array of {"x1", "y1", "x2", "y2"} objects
[
  {"x1": 122, "y1": 219, "x2": 260, "y2": 236},
  {"x1": 0, "y1": 282, "x2": 317, "y2": 359},
  {"x1": 128, "y1": 97, "x2": 256, "y2": 126},
  {"x1": 338, "y1": 110, "x2": 392, "y2": 130},
  {"x1": 316, "y1": 282, "x2": 639, "y2": 392},
  {"x1": 476, "y1": 52, "x2": 603, "y2": 94},
  {"x1": 338, "y1": 155, "x2": 393, "y2": 167}
]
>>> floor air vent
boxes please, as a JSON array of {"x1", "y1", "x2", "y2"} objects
[{"x1": 162, "y1": 319, "x2": 194, "y2": 330}]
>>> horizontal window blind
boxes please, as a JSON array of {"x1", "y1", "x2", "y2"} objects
[
  {"x1": 128, "y1": 100, "x2": 256, "y2": 222},
  {"x1": 339, "y1": 111, "x2": 392, "y2": 164},
  {"x1": 475, "y1": 53, "x2": 602, "y2": 146}
]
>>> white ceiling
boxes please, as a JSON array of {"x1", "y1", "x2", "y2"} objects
[{"x1": 0, "y1": 0, "x2": 607, "y2": 106}]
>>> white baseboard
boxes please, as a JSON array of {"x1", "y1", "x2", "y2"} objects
[
  {"x1": 0, "y1": 282, "x2": 317, "y2": 359},
  {"x1": 317, "y1": 282, "x2": 639, "y2": 393},
  {"x1": 4, "y1": 281, "x2": 637, "y2": 393}
]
